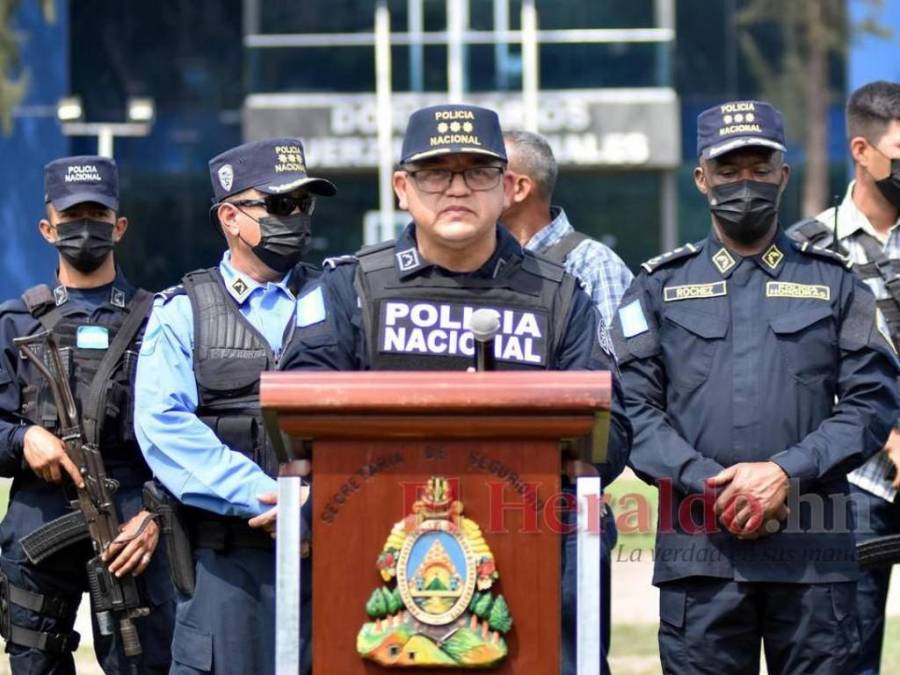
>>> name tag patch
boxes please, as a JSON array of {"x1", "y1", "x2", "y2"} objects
[
  {"x1": 76, "y1": 325, "x2": 109, "y2": 350},
  {"x1": 378, "y1": 300, "x2": 547, "y2": 365},
  {"x1": 766, "y1": 282, "x2": 830, "y2": 301},
  {"x1": 663, "y1": 281, "x2": 727, "y2": 302}
]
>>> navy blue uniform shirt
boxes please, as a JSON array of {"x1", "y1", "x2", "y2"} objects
[
  {"x1": 613, "y1": 229, "x2": 900, "y2": 584},
  {"x1": 281, "y1": 224, "x2": 631, "y2": 484}
]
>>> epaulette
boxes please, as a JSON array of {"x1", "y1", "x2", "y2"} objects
[
  {"x1": 792, "y1": 240, "x2": 853, "y2": 270},
  {"x1": 156, "y1": 284, "x2": 186, "y2": 303},
  {"x1": 640, "y1": 242, "x2": 701, "y2": 274},
  {"x1": 322, "y1": 255, "x2": 358, "y2": 270}
]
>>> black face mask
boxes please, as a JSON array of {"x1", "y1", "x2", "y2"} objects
[
  {"x1": 708, "y1": 180, "x2": 781, "y2": 245},
  {"x1": 874, "y1": 158, "x2": 900, "y2": 208},
  {"x1": 52, "y1": 219, "x2": 115, "y2": 273},
  {"x1": 241, "y1": 212, "x2": 312, "y2": 274}
]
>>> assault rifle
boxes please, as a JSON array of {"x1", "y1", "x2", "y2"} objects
[{"x1": 14, "y1": 331, "x2": 148, "y2": 657}]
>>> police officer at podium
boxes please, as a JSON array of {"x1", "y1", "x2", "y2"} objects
[
  {"x1": 0, "y1": 156, "x2": 175, "y2": 673},
  {"x1": 614, "y1": 100, "x2": 900, "y2": 673},
  {"x1": 134, "y1": 138, "x2": 335, "y2": 674},
  {"x1": 280, "y1": 103, "x2": 631, "y2": 674}
]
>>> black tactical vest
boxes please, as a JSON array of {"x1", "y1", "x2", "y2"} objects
[
  {"x1": 182, "y1": 267, "x2": 310, "y2": 478},
  {"x1": 19, "y1": 283, "x2": 150, "y2": 481},
  {"x1": 353, "y1": 241, "x2": 577, "y2": 370},
  {"x1": 789, "y1": 217, "x2": 900, "y2": 347}
]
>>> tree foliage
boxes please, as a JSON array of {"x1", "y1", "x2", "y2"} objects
[
  {"x1": 0, "y1": 0, "x2": 55, "y2": 134},
  {"x1": 473, "y1": 592, "x2": 494, "y2": 619},
  {"x1": 737, "y1": 0, "x2": 890, "y2": 214},
  {"x1": 366, "y1": 587, "x2": 388, "y2": 619},
  {"x1": 488, "y1": 594, "x2": 513, "y2": 634}
]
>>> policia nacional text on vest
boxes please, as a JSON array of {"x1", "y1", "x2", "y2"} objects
[
  {"x1": 167, "y1": 263, "x2": 316, "y2": 555},
  {"x1": 345, "y1": 239, "x2": 579, "y2": 370}
]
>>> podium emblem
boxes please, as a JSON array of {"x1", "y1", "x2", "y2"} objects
[{"x1": 357, "y1": 477, "x2": 513, "y2": 668}]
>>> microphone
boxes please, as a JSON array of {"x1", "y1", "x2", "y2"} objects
[{"x1": 468, "y1": 309, "x2": 500, "y2": 372}]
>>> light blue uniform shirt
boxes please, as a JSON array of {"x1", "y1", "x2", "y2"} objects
[{"x1": 134, "y1": 252, "x2": 303, "y2": 518}]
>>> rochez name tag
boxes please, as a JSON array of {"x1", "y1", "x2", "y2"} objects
[
  {"x1": 378, "y1": 299, "x2": 548, "y2": 365},
  {"x1": 663, "y1": 281, "x2": 727, "y2": 302}
]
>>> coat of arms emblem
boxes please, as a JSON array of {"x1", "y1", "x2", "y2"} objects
[{"x1": 357, "y1": 477, "x2": 513, "y2": 667}]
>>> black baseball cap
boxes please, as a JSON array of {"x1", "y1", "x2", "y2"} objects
[
  {"x1": 697, "y1": 100, "x2": 786, "y2": 159},
  {"x1": 208, "y1": 137, "x2": 336, "y2": 202},
  {"x1": 44, "y1": 155, "x2": 119, "y2": 212},
  {"x1": 400, "y1": 104, "x2": 507, "y2": 165}
]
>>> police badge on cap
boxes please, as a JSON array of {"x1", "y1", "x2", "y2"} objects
[
  {"x1": 697, "y1": 100, "x2": 786, "y2": 160},
  {"x1": 208, "y1": 137, "x2": 337, "y2": 202},
  {"x1": 400, "y1": 104, "x2": 507, "y2": 164}
]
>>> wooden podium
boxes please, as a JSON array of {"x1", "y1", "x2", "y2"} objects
[{"x1": 261, "y1": 371, "x2": 611, "y2": 674}]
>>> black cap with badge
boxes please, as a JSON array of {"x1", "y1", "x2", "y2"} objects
[
  {"x1": 400, "y1": 104, "x2": 507, "y2": 165},
  {"x1": 208, "y1": 137, "x2": 337, "y2": 202},
  {"x1": 44, "y1": 155, "x2": 119, "y2": 212},
  {"x1": 697, "y1": 100, "x2": 786, "y2": 160}
]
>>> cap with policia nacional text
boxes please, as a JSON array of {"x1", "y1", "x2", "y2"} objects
[
  {"x1": 44, "y1": 156, "x2": 119, "y2": 212},
  {"x1": 697, "y1": 100, "x2": 786, "y2": 160},
  {"x1": 208, "y1": 137, "x2": 337, "y2": 202},
  {"x1": 400, "y1": 104, "x2": 507, "y2": 164}
]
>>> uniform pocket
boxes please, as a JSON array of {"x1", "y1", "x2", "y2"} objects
[
  {"x1": 172, "y1": 620, "x2": 213, "y2": 672},
  {"x1": 770, "y1": 305, "x2": 836, "y2": 384},
  {"x1": 659, "y1": 585, "x2": 686, "y2": 628},
  {"x1": 829, "y1": 582, "x2": 861, "y2": 652},
  {"x1": 661, "y1": 306, "x2": 728, "y2": 391}
]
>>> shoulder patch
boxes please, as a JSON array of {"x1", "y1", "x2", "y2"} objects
[
  {"x1": 793, "y1": 240, "x2": 852, "y2": 270},
  {"x1": 156, "y1": 284, "x2": 186, "y2": 304},
  {"x1": 641, "y1": 242, "x2": 701, "y2": 274},
  {"x1": 296, "y1": 286, "x2": 327, "y2": 327},
  {"x1": 323, "y1": 254, "x2": 358, "y2": 270}
]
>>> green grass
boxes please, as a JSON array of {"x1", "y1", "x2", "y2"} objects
[{"x1": 606, "y1": 475, "x2": 658, "y2": 553}]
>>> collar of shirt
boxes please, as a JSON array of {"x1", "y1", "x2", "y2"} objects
[
  {"x1": 834, "y1": 180, "x2": 900, "y2": 243},
  {"x1": 393, "y1": 222, "x2": 524, "y2": 280},
  {"x1": 50, "y1": 265, "x2": 135, "y2": 310},
  {"x1": 523, "y1": 206, "x2": 572, "y2": 253},
  {"x1": 706, "y1": 228, "x2": 789, "y2": 279},
  {"x1": 218, "y1": 251, "x2": 295, "y2": 306}
]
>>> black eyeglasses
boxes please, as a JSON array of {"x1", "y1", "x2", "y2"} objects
[
  {"x1": 402, "y1": 165, "x2": 505, "y2": 193},
  {"x1": 227, "y1": 192, "x2": 316, "y2": 216}
]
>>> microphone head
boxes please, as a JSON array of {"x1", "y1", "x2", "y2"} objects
[{"x1": 468, "y1": 308, "x2": 501, "y2": 342}]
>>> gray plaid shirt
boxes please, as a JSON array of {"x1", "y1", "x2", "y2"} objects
[{"x1": 816, "y1": 180, "x2": 900, "y2": 502}]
